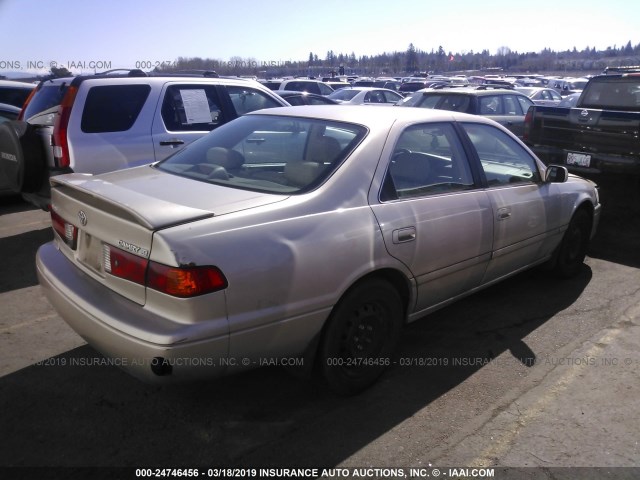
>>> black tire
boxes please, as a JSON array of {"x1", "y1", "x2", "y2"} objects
[
  {"x1": 554, "y1": 209, "x2": 591, "y2": 278},
  {"x1": 316, "y1": 278, "x2": 403, "y2": 396},
  {"x1": 0, "y1": 120, "x2": 45, "y2": 193}
]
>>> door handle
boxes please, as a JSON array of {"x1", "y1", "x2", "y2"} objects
[
  {"x1": 159, "y1": 139, "x2": 185, "y2": 147},
  {"x1": 497, "y1": 207, "x2": 512, "y2": 220},
  {"x1": 392, "y1": 227, "x2": 416, "y2": 244}
]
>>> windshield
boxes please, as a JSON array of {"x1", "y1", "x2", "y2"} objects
[{"x1": 156, "y1": 114, "x2": 367, "y2": 194}]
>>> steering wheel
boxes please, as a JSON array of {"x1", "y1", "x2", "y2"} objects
[{"x1": 393, "y1": 148, "x2": 412, "y2": 158}]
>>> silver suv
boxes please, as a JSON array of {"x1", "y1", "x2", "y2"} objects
[{"x1": 0, "y1": 70, "x2": 289, "y2": 209}]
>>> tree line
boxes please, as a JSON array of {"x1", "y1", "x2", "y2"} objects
[{"x1": 159, "y1": 41, "x2": 640, "y2": 78}]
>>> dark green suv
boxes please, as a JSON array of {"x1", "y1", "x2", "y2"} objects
[{"x1": 398, "y1": 85, "x2": 534, "y2": 139}]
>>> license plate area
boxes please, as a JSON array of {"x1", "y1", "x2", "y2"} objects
[
  {"x1": 567, "y1": 152, "x2": 591, "y2": 167},
  {"x1": 77, "y1": 231, "x2": 105, "y2": 274}
]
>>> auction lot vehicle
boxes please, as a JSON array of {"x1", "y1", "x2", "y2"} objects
[
  {"x1": 0, "y1": 79, "x2": 35, "y2": 108},
  {"x1": 328, "y1": 87, "x2": 403, "y2": 105},
  {"x1": 524, "y1": 71, "x2": 640, "y2": 174},
  {"x1": 398, "y1": 86, "x2": 534, "y2": 139},
  {"x1": 278, "y1": 79, "x2": 334, "y2": 96},
  {"x1": 0, "y1": 70, "x2": 289, "y2": 210},
  {"x1": 36, "y1": 106, "x2": 601, "y2": 395}
]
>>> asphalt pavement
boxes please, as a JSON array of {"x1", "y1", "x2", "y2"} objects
[{"x1": 1, "y1": 173, "x2": 639, "y2": 479}]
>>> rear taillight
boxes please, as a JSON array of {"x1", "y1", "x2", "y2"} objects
[
  {"x1": 50, "y1": 209, "x2": 78, "y2": 249},
  {"x1": 523, "y1": 106, "x2": 533, "y2": 142},
  {"x1": 17, "y1": 87, "x2": 38, "y2": 121},
  {"x1": 103, "y1": 244, "x2": 227, "y2": 297},
  {"x1": 103, "y1": 245, "x2": 148, "y2": 285},
  {"x1": 147, "y1": 263, "x2": 228, "y2": 298},
  {"x1": 52, "y1": 85, "x2": 78, "y2": 168}
]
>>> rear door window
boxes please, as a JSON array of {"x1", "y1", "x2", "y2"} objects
[
  {"x1": 161, "y1": 85, "x2": 225, "y2": 132},
  {"x1": 81, "y1": 84, "x2": 151, "y2": 133},
  {"x1": 502, "y1": 95, "x2": 520, "y2": 115},
  {"x1": 479, "y1": 95, "x2": 502, "y2": 114}
]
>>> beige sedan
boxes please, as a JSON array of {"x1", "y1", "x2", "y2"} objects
[{"x1": 36, "y1": 106, "x2": 601, "y2": 395}]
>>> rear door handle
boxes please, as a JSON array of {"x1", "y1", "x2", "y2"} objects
[
  {"x1": 392, "y1": 227, "x2": 416, "y2": 244},
  {"x1": 497, "y1": 207, "x2": 512, "y2": 220},
  {"x1": 159, "y1": 139, "x2": 185, "y2": 147}
]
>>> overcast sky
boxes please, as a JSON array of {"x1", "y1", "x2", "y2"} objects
[{"x1": 1, "y1": 0, "x2": 639, "y2": 74}]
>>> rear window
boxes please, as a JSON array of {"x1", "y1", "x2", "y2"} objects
[
  {"x1": 284, "y1": 81, "x2": 319, "y2": 94},
  {"x1": 81, "y1": 84, "x2": 151, "y2": 133},
  {"x1": 156, "y1": 114, "x2": 367, "y2": 194},
  {"x1": 22, "y1": 83, "x2": 67, "y2": 120},
  {"x1": 579, "y1": 77, "x2": 640, "y2": 110},
  {"x1": 329, "y1": 89, "x2": 360, "y2": 101}
]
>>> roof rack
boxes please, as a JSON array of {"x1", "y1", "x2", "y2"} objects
[
  {"x1": 168, "y1": 69, "x2": 220, "y2": 78},
  {"x1": 475, "y1": 83, "x2": 514, "y2": 90},
  {"x1": 430, "y1": 84, "x2": 465, "y2": 90},
  {"x1": 97, "y1": 69, "x2": 148, "y2": 77},
  {"x1": 602, "y1": 66, "x2": 640, "y2": 75}
]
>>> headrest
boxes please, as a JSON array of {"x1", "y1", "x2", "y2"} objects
[
  {"x1": 284, "y1": 161, "x2": 325, "y2": 188},
  {"x1": 206, "y1": 147, "x2": 245, "y2": 169}
]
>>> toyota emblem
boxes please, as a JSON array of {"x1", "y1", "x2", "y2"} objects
[
  {"x1": 580, "y1": 109, "x2": 589, "y2": 117},
  {"x1": 78, "y1": 210, "x2": 87, "y2": 226}
]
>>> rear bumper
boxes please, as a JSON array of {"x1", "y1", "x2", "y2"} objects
[
  {"x1": 531, "y1": 145, "x2": 640, "y2": 175},
  {"x1": 36, "y1": 242, "x2": 230, "y2": 383}
]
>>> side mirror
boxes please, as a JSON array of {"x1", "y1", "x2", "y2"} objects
[{"x1": 545, "y1": 165, "x2": 568, "y2": 183}]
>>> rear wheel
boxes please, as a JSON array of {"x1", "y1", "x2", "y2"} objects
[
  {"x1": 316, "y1": 278, "x2": 403, "y2": 396},
  {"x1": 554, "y1": 209, "x2": 591, "y2": 278}
]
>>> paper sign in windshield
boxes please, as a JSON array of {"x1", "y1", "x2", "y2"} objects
[{"x1": 180, "y1": 89, "x2": 212, "y2": 124}]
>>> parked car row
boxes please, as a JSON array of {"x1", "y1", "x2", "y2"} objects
[
  {"x1": 1, "y1": 69, "x2": 583, "y2": 207},
  {"x1": 0, "y1": 70, "x2": 290, "y2": 209},
  {"x1": 397, "y1": 84, "x2": 535, "y2": 138},
  {"x1": 0, "y1": 79, "x2": 35, "y2": 108}
]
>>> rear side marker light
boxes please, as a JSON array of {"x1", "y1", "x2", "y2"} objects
[{"x1": 50, "y1": 210, "x2": 77, "y2": 249}]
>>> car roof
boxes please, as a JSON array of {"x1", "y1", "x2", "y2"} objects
[
  {"x1": 416, "y1": 87, "x2": 523, "y2": 96},
  {"x1": 0, "y1": 102, "x2": 22, "y2": 113},
  {"x1": 247, "y1": 104, "x2": 498, "y2": 129},
  {"x1": 337, "y1": 87, "x2": 398, "y2": 92},
  {"x1": 277, "y1": 90, "x2": 324, "y2": 97},
  {"x1": 0, "y1": 79, "x2": 35, "y2": 89},
  {"x1": 281, "y1": 79, "x2": 327, "y2": 83},
  {"x1": 34, "y1": 72, "x2": 262, "y2": 88}
]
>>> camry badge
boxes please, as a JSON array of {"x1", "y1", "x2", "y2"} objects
[
  {"x1": 118, "y1": 240, "x2": 149, "y2": 258},
  {"x1": 78, "y1": 210, "x2": 87, "y2": 226}
]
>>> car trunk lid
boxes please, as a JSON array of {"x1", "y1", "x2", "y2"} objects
[{"x1": 49, "y1": 167, "x2": 286, "y2": 305}]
